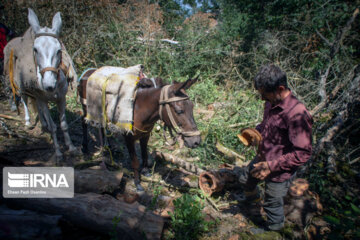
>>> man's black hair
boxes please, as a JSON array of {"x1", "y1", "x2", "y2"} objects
[{"x1": 254, "y1": 64, "x2": 288, "y2": 92}]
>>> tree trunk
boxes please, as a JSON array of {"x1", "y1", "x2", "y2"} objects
[
  {"x1": 6, "y1": 193, "x2": 164, "y2": 240},
  {"x1": 74, "y1": 169, "x2": 123, "y2": 194},
  {"x1": 0, "y1": 205, "x2": 62, "y2": 239}
]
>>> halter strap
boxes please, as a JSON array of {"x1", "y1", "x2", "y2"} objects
[
  {"x1": 159, "y1": 85, "x2": 201, "y2": 139},
  {"x1": 35, "y1": 32, "x2": 59, "y2": 40},
  {"x1": 40, "y1": 67, "x2": 59, "y2": 77}
]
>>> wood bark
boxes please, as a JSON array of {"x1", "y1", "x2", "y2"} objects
[
  {"x1": 0, "y1": 205, "x2": 62, "y2": 239},
  {"x1": 6, "y1": 193, "x2": 164, "y2": 240},
  {"x1": 199, "y1": 168, "x2": 238, "y2": 196},
  {"x1": 153, "y1": 151, "x2": 205, "y2": 175},
  {"x1": 74, "y1": 169, "x2": 123, "y2": 194}
]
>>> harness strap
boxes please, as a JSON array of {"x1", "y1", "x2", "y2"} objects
[
  {"x1": 40, "y1": 67, "x2": 59, "y2": 77},
  {"x1": 159, "y1": 96, "x2": 189, "y2": 104},
  {"x1": 35, "y1": 32, "x2": 59, "y2": 39}
]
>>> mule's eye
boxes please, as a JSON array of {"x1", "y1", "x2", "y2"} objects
[
  {"x1": 57, "y1": 49, "x2": 62, "y2": 56},
  {"x1": 33, "y1": 48, "x2": 38, "y2": 54},
  {"x1": 175, "y1": 109, "x2": 184, "y2": 114}
]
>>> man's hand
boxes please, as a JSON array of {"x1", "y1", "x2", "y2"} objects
[{"x1": 250, "y1": 161, "x2": 271, "y2": 180}]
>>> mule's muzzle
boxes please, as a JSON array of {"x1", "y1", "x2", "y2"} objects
[
  {"x1": 183, "y1": 134, "x2": 201, "y2": 148},
  {"x1": 46, "y1": 86, "x2": 55, "y2": 92}
]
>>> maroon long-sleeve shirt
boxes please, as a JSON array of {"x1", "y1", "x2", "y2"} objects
[{"x1": 256, "y1": 92, "x2": 313, "y2": 182}]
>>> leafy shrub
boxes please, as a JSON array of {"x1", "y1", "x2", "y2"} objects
[{"x1": 168, "y1": 194, "x2": 212, "y2": 240}]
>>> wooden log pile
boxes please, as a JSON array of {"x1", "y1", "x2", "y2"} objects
[
  {"x1": 0, "y1": 167, "x2": 164, "y2": 240},
  {"x1": 5, "y1": 193, "x2": 164, "y2": 240}
]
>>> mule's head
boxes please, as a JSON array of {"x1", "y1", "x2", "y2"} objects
[
  {"x1": 28, "y1": 8, "x2": 62, "y2": 92},
  {"x1": 161, "y1": 76, "x2": 201, "y2": 148}
]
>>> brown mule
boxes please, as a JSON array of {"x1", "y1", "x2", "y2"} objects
[{"x1": 78, "y1": 70, "x2": 201, "y2": 191}]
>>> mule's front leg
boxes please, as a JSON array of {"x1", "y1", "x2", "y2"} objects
[
  {"x1": 57, "y1": 98, "x2": 77, "y2": 154},
  {"x1": 21, "y1": 95, "x2": 31, "y2": 128},
  {"x1": 37, "y1": 101, "x2": 62, "y2": 160},
  {"x1": 125, "y1": 135, "x2": 143, "y2": 192},
  {"x1": 140, "y1": 134, "x2": 152, "y2": 177}
]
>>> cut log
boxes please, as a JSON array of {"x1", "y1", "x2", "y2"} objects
[
  {"x1": 74, "y1": 169, "x2": 123, "y2": 194},
  {"x1": 0, "y1": 114, "x2": 22, "y2": 121},
  {"x1": 0, "y1": 205, "x2": 62, "y2": 239},
  {"x1": 199, "y1": 168, "x2": 238, "y2": 196},
  {"x1": 153, "y1": 151, "x2": 205, "y2": 175},
  {"x1": 6, "y1": 193, "x2": 164, "y2": 240}
]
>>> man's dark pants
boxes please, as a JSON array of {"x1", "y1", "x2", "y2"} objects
[{"x1": 238, "y1": 157, "x2": 294, "y2": 230}]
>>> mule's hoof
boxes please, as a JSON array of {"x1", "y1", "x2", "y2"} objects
[
  {"x1": 141, "y1": 168, "x2": 152, "y2": 177},
  {"x1": 69, "y1": 147, "x2": 82, "y2": 156},
  {"x1": 136, "y1": 183, "x2": 144, "y2": 192},
  {"x1": 10, "y1": 105, "x2": 17, "y2": 112},
  {"x1": 24, "y1": 123, "x2": 34, "y2": 130},
  {"x1": 134, "y1": 180, "x2": 144, "y2": 192},
  {"x1": 99, "y1": 161, "x2": 108, "y2": 171},
  {"x1": 55, "y1": 155, "x2": 63, "y2": 164}
]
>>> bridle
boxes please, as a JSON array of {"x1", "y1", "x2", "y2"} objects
[
  {"x1": 33, "y1": 32, "x2": 61, "y2": 80},
  {"x1": 159, "y1": 85, "x2": 201, "y2": 144}
]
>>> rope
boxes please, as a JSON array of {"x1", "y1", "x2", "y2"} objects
[
  {"x1": 103, "y1": 145, "x2": 115, "y2": 166},
  {"x1": 133, "y1": 125, "x2": 150, "y2": 133},
  {"x1": 9, "y1": 49, "x2": 19, "y2": 105},
  {"x1": 101, "y1": 77, "x2": 113, "y2": 138}
]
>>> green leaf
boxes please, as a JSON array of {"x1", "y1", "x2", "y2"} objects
[
  {"x1": 351, "y1": 203, "x2": 360, "y2": 215},
  {"x1": 323, "y1": 215, "x2": 341, "y2": 225}
]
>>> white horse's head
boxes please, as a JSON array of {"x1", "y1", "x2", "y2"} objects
[{"x1": 28, "y1": 8, "x2": 62, "y2": 92}]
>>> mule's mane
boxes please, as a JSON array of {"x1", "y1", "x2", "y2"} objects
[{"x1": 138, "y1": 77, "x2": 164, "y2": 89}]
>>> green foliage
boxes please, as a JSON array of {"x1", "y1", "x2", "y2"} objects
[
  {"x1": 323, "y1": 205, "x2": 360, "y2": 240},
  {"x1": 148, "y1": 185, "x2": 163, "y2": 211},
  {"x1": 109, "y1": 212, "x2": 122, "y2": 240},
  {"x1": 168, "y1": 194, "x2": 213, "y2": 240}
]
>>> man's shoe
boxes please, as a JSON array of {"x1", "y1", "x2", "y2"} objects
[
  {"x1": 250, "y1": 222, "x2": 284, "y2": 235},
  {"x1": 249, "y1": 226, "x2": 267, "y2": 235}
]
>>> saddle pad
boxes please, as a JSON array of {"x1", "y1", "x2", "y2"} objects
[{"x1": 85, "y1": 65, "x2": 142, "y2": 134}]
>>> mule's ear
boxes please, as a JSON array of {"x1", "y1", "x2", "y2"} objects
[
  {"x1": 28, "y1": 8, "x2": 40, "y2": 34},
  {"x1": 51, "y1": 12, "x2": 62, "y2": 36},
  {"x1": 181, "y1": 75, "x2": 200, "y2": 91},
  {"x1": 155, "y1": 77, "x2": 164, "y2": 87}
]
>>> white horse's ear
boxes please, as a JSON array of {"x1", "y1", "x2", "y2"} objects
[
  {"x1": 51, "y1": 12, "x2": 62, "y2": 36},
  {"x1": 28, "y1": 8, "x2": 40, "y2": 33}
]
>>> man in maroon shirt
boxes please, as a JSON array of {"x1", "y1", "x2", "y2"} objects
[{"x1": 238, "y1": 64, "x2": 313, "y2": 233}]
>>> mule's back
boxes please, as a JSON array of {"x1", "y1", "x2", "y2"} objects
[{"x1": 3, "y1": 28, "x2": 36, "y2": 84}]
